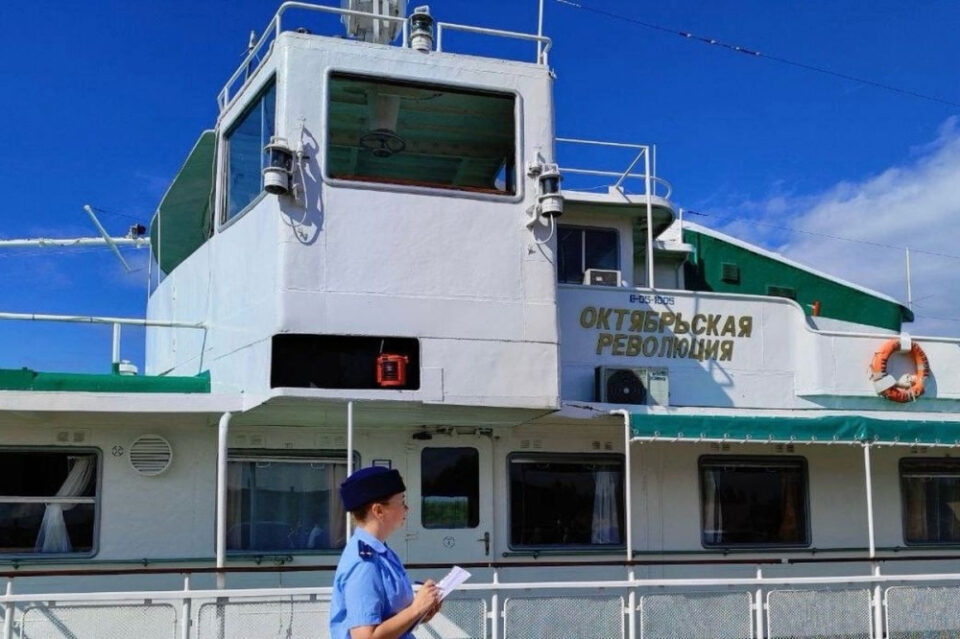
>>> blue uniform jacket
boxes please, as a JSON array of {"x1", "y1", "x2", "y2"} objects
[{"x1": 330, "y1": 528, "x2": 415, "y2": 639}]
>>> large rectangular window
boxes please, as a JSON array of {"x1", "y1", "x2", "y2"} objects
[
  {"x1": 421, "y1": 447, "x2": 479, "y2": 529},
  {"x1": 557, "y1": 226, "x2": 619, "y2": 284},
  {"x1": 227, "y1": 451, "x2": 348, "y2": 552},
  {"x1": 901, "y1": 458, "x2": 960, "y2": 545},
  {"x1": 509, "y1": 454, "x2": 623, "y2": 548},
  {"x1": 700, "y1": 456, "x2": 809, "y2": 547},
  {"x1": 327, "y1": 73, "x2": 516, "y2": 194},
  {"x1": 0, "y1": 450, "x2": 98, "y2": 554},
  {"x1": 224, "y1": 81, "x2": 276, "y2": 222}
]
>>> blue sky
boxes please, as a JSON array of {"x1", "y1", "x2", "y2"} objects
[{"x1": 1, "y1": 0, "x2": 958, "y2": 373}]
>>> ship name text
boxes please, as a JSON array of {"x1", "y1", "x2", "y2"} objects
[{"x1": 579, "y1": 307, "x2": 754, "y2": 362}]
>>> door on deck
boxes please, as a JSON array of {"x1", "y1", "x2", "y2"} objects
[{"x1": 405, "y1": 434, "x2": 493, "y2": 563}]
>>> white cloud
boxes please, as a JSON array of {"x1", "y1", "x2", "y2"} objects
[{"x1": 709, "y1": 117, "x2": 960, "y2": 337}]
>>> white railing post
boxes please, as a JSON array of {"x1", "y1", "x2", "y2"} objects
[
  {"x1": 754, "y1": 567, "x2": 764, "y2": 639},
  {"x1": 864, "y1": 444, "x2": 876, "y2": 560},
  {"x1": 346, "y1": 401, "x2": 354, "y2": 537},
  {"x1": 872, "y1": 565, "x2": 884, "y2": 639},
  {"x1": 216, "y1": 412, "x2": 232, "y2": 590},
  {"x1": 491, "y1": 570, "x2": 500, "y2": 639},
  {"x1": 2, "y1": 580, "x2": 13, "y2": 639},
  {"x1": 180, "y1": 575, "x2": 191, "y2": 639},
  {"x1": 111, "y1": 323, "x2": 121, "y2": 366},
  {"x1": 644, "y1": 148, "x2": 655, "y2": 289},
  {"x1": 626, "y1": 569, "x2": 636, "y2": 639}
]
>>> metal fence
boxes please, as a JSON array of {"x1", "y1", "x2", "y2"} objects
[{"x1": 6, "y1": 573, "x2": 960, "y2": 639}]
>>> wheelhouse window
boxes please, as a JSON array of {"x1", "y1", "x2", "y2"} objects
[
  {"x1": 421, "y1": 448, "x2": 479, "y2": 529},
  {"x1": 700, "y1": 456, "x2": 809, "y2": 547},
  {"x1": 0, "y1": 450, "x2": 98, "y2": 554},
  {"x1": 327, "y1": 73, "x2": 516, "y2": 194},
  {"x1": 901, "y1": 458, "x2": 960, "y2": 544},
  {"x1": 557, "y1": 226, "x2": 619, "y2": 284},
  {"x1": 227, "y1": 451, "x2": 349, "y2": 552},
  {"x1": 224, "y1": 81, "x2": 276, "y2": 222},
  {"x1": 509, "y1": 454, "x2": 623, "y2": 548}
]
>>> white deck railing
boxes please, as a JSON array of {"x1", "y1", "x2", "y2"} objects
[
  {"x1": 218, "y1": 1, "x2": 552, "y2": 113},
  {"x1": 556, "y1": 137, "x2": 673, "y2": 199},
  {"x1": 4, "y1": 569, "x2": 960, "y2": 638}
]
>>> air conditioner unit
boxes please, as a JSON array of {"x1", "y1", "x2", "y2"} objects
[
  {"x1": 595, "y1": 366, "x2": 669, "y2": 406},
  {"x1": 583, "y1": 268, "x2": 621, "y2": 287}
]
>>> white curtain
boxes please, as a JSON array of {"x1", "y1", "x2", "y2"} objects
[
  {"x1": 591, "y1": 470, "x2": 621, "y2": 544},
  {"x1": 34, "y1": 455, "x2": 95, "y2": 553}
]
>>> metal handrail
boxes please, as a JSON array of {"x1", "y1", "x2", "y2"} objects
[
  {"x1": 556, "y1": 137, "x2": 671, "y2": 199},
  {"x1": 5, "y1": 571, "x2": 960, "y2": 602},
  {"x1": 218, "y1": 2, "x2": 552, "y2": 112},
  {"x1": 218, "y1": 2, "x2": 410, "y2": 112},
  {"x1": 436, "y1": 21, "x2": 552, "y2": 64},
  {"x1": 561, "y1": 169, "x2": 673, "y2": 199}
]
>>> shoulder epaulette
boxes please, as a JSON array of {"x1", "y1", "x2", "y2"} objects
[{"x1": 358, "y1": 540, "x2": 375, "y2": 560}]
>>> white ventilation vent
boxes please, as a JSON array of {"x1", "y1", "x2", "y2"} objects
[{"x1": 129, "y1": 435, "x2": 173, "y2": 476}]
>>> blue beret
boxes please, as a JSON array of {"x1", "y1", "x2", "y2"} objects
[{"x1": 340, "y1": 466, "x2": 406, "y2": 511}]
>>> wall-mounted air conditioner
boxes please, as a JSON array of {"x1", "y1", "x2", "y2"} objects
[
  {"x1": 583, "y1": 268, "x2": 621, "y2": 287},
  {"x1": 595, "y1": 366, "x2": 669, "y2": 406}
]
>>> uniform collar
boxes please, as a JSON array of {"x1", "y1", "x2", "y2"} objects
[{"x1": 354, "y1": 527, "x2": 388, "y2": 554}]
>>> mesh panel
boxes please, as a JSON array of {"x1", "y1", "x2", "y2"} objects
[
  {"x1": 767, "y1": 589, "x2": 872, "y2": 639},
  {"x1": 19, "y1": 603, "x2": 178, "y2": 639},
  {"x1": 196, "y1": 598, "x2": 328, "y2": 639},
  {"x1": 886, "y1": 586, "x2": 960, "y2": 637},
  {"x1": 639, "y1": 592, "x2": 753, "y2": 639},
  {"x1": 415, "y1": 598, "x2": 487, "y2": 639},
  {"x1": 503, "y1": 596, "x2": 624, "y2": 639}
]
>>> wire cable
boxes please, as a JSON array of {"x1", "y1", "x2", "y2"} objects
[{"x1": 555, "y1": 0, "x2": 960, "y2": 109}]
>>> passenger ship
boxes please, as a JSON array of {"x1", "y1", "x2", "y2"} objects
[{"x1": 2, "y1": 2, "x2": 959, "y2": 638}]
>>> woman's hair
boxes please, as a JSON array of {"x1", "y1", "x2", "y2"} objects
[{"x1": 349, "y1": 494, "x2": 398, "y2": 521}]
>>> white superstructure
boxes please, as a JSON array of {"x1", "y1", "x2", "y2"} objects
[{"x1": 1, "y1": 3, "x2": 960, "y2": 638}]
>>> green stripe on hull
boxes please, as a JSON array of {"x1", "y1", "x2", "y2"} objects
[{"x1": 0, "y1": 368, "x2": 210, "y2": 393}]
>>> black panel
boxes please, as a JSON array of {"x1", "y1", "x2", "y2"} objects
[{"x1": 271, "y1": 335, "x2": 420, "y2": 390}]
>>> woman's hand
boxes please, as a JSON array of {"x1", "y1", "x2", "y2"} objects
[
  {"x1": 413, "y1": 579, "x2": 440, "y2": 615},
  {"x1": 421, "y1": 600, "x2": 443, "y2": 624}
]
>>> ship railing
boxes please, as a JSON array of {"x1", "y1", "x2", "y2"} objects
[
  {"x1": 4, "y1": 568, "x2": 960, "y2": 638},
  {"x1": 557, "y1": 137, "x2": 673, "y2": 199},
  {"x1": 0, "y1": 312, "x2": 204, "y2": 372},
  {"x1": 218, "y1": 1, "x2": 552, "y2": 113}
]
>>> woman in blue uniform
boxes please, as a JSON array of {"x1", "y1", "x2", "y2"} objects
[{"x1": 330, "y1": 467, "x2": 441, "y2": 639}]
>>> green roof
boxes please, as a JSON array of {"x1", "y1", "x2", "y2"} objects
[
  {"x1": 150, "y1": 130, "x2": 216, "y2": 274},
  {"x1": 631, "y1": 413, "x2": 960, "y2": 446},
  {"x1": 683, "y1": 225, "x2": 913, "y2": 331},
  {"x1": 0, "y1": 368, "x2": 210, "y2": 393}
]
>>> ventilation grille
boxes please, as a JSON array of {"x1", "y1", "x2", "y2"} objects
[
  {"x1": 129, "y1": 435, "x2": 173, "y2": 476},
  {"x1": 720, "y1": 262, "x2": 740, "y2": 284},
  {"x1": 766, "y1": 285, "x2": 797, "y2": 300}
]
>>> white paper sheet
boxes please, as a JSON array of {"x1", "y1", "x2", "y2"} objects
[{"x1": 436, "y1": 565, "x2": 471, "y2": 600}]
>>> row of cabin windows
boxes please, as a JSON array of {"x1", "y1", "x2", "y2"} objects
[
  {"x1": 3, "y1": 450, "x2": 959, "y2": 555},
  {"x1": 222, "y1": 74, "x2": 517, "y2": 225}
]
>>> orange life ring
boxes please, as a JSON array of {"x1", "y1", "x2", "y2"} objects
[{"x1": 869, "y1": 338, "x2": 929, "y2": 403}]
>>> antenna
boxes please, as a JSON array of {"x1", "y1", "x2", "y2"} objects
[{"x1": 83, "y1": 204, "x2": 133, "y2": 272}]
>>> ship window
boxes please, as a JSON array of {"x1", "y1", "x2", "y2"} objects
[
  {"x1": 226, "y1": 451, "x2": 352, "y2": 552},
  {"x1": 557, "y1": 226, "x2": 619, "y2": 284},
  {"x1": 508, "y1": 454, "x2": 624, "y2": 548},
  {"x1": 326, "y1": 73, "x2": 516, "y2": 194},
  {"x1": 0, "y1": 450, "x2": 99, "y2": 555},
  {"x1": 901, "y1": 458, "x2": 960, "y2": 545},
  {"x1": 421, "y1": 448, "x2": 479, "y2": 529},
  {"x1": 224, "y1": 80, "x2": 276, "y2": 222},
  {"x1": 700, "y1": 456, "x2": 809, "y2": 548}
]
